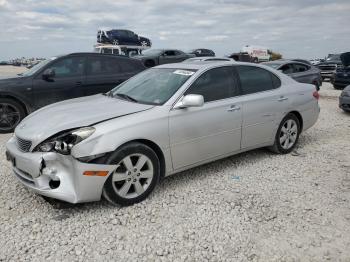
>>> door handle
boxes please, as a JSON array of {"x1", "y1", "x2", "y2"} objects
[
  {"x1": 277, "y1": 96, "x2": 288, "y2": 102},
  {"x1": 75, "y1": 81, "x2": 82, "y2": 87},
  {"x1": 227, "y1": 105, "x2": 241, "y2": 112}
]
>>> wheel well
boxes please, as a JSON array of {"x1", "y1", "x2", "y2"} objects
[
  {"x1": 289, "y1": 111, "x2": 303, "y2": 131},
  {"x1": 144, "y1": 59, "x2": 155, "y2": 67},
  {"x1": 116, "y1": 139, "x2": 166, "y2": 180},
  {"x1": 0, "y1": 95, "x2": 28, "y2": 115}
]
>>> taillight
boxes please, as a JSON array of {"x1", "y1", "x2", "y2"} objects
[{"x1": 313, "y1": 91, "x2": 319, "y2": 100}]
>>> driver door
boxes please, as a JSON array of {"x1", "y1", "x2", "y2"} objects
[
  {"x1": 169, "y1": 66, "x2": 242, "y2": 170},
  {"x1": 32, "y1": 56, "x2": 86, "y2": 110}
]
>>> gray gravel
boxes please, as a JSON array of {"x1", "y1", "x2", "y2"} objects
[{"x1": 1, "y1": 82, "x2": 350, "y2": 261}]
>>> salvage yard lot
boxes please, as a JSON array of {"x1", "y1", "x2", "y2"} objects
[{"x1": 0, "y1": 67, "x2": 349, "y2": 261}]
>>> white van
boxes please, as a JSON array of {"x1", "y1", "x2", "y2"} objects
[{"x1": 241, "y1": 45, "x2": 270, "y2": 62}]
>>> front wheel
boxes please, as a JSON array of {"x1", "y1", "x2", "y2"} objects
[
  {"x1": 103, "y1": 142, "x2": 160, "y2": 206},
  {"x1": 269, "y1": 114, "x2": 301, "y2": 154}
]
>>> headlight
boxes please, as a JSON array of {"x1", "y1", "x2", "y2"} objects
[{"x1": 36, "y1": 127, "x2": 95, "y2": 154}]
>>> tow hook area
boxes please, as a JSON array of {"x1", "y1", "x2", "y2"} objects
[{"x1": 40, "y1": 158, "x2": 61, "y2": 189}]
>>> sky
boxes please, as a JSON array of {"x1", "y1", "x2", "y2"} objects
[{"x1": 0, "y1": 0, "x2": 349, "y2": 60}]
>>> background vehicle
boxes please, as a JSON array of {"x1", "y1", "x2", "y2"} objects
[
  {"x1": 228, "y1": 52, "x2": 253, "y2": 62},
  {"x1": 94, "y1": 44, "x2": 143, "y2": 57},
  {"x1": 263, "y1": 60, "x2": 322, "y2": 90},
  {"x1": 97, "y1": 29, "x2": 151, "y2": 47},
  {"x1": 339, "y1": 85, "x2": 350, "y2": 112},
  {"x1": 183, "y1": 57, "x2": 233, "y2": 62},
  {"x1": 0, "y1": 53, "x2": 145, "y2": 133},
  {"x1": 317, "y1": 54, "x2": 342, "y2": 81},
  {"x1": 241, "y1": 45, "x2": 270, "y2": 62},
  {"x1": 188, "y1": 49, "x2": 215, "y2": 57},
  {"x1": 333, "y1": 52, "x2": 350, "y2": 90},
  {"x1": 6, "y1": 61, "x2": 319, "y2": 206},
  {"x1": 291, "y1": 59, "x2": 312, "y2": 65},
  {"x1": 133, "y1": 49, "x2": 195, "y2": 67}
]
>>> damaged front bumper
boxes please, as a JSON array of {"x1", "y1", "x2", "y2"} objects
[{"x1": 5, "y1": 136, "x2": 116, "y2": 203}]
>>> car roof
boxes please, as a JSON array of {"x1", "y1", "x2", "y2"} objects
[{"x1": 157, "y1": 61, "x2": 264, "y2": 70}]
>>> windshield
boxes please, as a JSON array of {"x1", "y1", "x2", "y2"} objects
[
  {"x1": 263, "y1": 63, "x2": 281, "y2": 69},
  {"x1": 21, "y1": 57, "x2": 56, "y2": 77},
  {"x1": 143, "y1": 49, "x2": 163, "y2": 56},
  {"x1": 327, "y1": 54, "x2": 341, "y2": 61},
  {"x1": 111, "y1": 68, "x2": 196, "y2": 105}
]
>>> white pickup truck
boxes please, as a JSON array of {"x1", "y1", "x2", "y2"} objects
[{"x1": 241, "y1": 45, "x2": 270, "y2": 62}]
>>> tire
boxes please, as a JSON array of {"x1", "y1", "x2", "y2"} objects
[
  {"x1": 102, "y1": 142, "x2": 160, "y2": 206},
  {"x1": 269, "y1": 113, "x2": 301, "y2": 154},
  {"x1": 334, "y1": 85, "x2": 343, "y2": 90},
  {"x1": 144, "y1": 60, "x2": 155, "y2": 68},
  {"x1": 0, "y1": 98, "x2": 26, "y2": 133}
]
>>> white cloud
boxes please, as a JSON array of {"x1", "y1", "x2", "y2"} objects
[{"x1": 0, "y1": 0, "x2": 349, "y2": 59}]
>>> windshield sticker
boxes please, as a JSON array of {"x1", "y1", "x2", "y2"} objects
[{"x1": 173, "y1": 70, "x2": 195, "y2": 76}]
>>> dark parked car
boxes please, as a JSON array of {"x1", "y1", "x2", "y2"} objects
[
  {"x1": 317, "y1": 54, "x2": 343, "y2": 81},
  {"x1": 97, "y1": 29, "x2": 151, "y2": 47},
  {"x1": 333, "y1": 52, "x2": 350, "y2": 90},
  {"x1": 0, "y1": 53, "x2": 145, "y2": 133},
  {"x1": 133, "y1": 49, "x2": 195, "y2": 67},
  {"x1": 339, "y1": 85, "x2": 350, "y2": 112},
  {"x1": 188, "y1": 48, "x2": 215, "y2": 57},
  {"x1": 262, "y1": 60, "x2": 322, "y2": 90}
]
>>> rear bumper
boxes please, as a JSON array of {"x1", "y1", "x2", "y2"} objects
[{"x1": 5, "y1": 136, "x2": 116, "y2": 203}]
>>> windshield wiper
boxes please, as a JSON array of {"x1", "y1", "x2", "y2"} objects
[{"x1": 115, "y1": 93, "x2": 138, "y2": 103}]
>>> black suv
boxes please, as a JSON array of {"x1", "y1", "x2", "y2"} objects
[
  {"x1": 97, "y1": 29, "x2": 151, "y2": 47},
  {"x1": 317, "y1": 54, "x2": 343, "y2": 81},
  {"x1": 0, "y1": 53, "x2": 145, "y2": 133},
  {"x1": 333, "y1": 52, "x2": 350, "y2": 90}
]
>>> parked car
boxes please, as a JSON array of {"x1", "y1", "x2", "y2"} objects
[
  {"x1": 333, "y1": 52, "x2": 350, "y2": 90},
  {"x1": 133, "y1": 49, "x2": 195, "y2": 67},
  {"x1": 339, "y1": 85, "x2": 350, "y2": 112},
  {"x1": 183, "y1": 57, "x2": 233, "y2": 62},
  {"x1": 97, "y1": 29, "x2": 151, "y2": 47},
  {"x1": 188, "y1": 49, "x2": 215, "y2": 57},
  {"x1": 262, "y1": 60, "x2": 322, "y2": 90},
  {"x1": 5, "y1": 61, "x2": 320, "y2": 206},
  {"x1": 0, "y1": 53, "x2": 145, "y2": 133},
  {"x1": 316, "y1": 54, "x2": 343, "y2": 81}
]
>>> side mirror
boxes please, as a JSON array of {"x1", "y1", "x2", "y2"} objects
[
  {"x1": 174, "y1": 94, "x2": 204, "y2": 109},
  {"x1": 42, "y1": 68, "x2": 55, "y2": 80}
]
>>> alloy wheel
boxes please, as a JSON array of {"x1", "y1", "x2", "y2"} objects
[
  {"x1": 0, "y1": 103, "x2": 21, "y2": 132},
  {"x1": 111, "y1": 154, "x2": 154, "y2": 199},
  {"x1": 279, "y1": 119, "x2": 298, "y2": 150}
]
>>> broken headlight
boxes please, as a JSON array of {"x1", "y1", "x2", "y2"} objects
[{"x1": 36, "y1": 127, "x2": 95, "y2": 154}]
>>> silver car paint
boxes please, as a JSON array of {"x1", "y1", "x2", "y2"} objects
[{"x1": 6, "y1": 61, "x2": 320, "y2": 203}]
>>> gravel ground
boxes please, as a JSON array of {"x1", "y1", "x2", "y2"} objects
[{"x1": 0, "y1": 71, "x2": 349, "y2": 261}]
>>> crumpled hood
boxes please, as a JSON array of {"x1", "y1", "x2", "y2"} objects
[
  {"x1": 340, "y1": 52, "x2": 350, "y2": 67},
  {"x1": 15, "y1": 94, "x2": 154, "y2": 145}
]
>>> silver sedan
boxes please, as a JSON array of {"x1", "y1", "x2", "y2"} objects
[{"x1": 6, "y1": 62, "x2": 320, "y2": 206}]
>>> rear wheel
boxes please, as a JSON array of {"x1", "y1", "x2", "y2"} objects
[
  {"x1": 0, "y1": 98, "x2": 26, "y2": 133},
  {"x1": 269, "y1": 114, "x2": 301, "y2": 154},
  {"x1": 103, "y1": 142, "x2": 160, "y2": 206}
]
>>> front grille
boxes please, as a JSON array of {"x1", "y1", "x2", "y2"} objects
[
  {"x1": 16, "y1": 136, "x2": 32, "y2": 152},
  {"x1": 318, "y1": 65, "x2": 336, "y2": 71}
]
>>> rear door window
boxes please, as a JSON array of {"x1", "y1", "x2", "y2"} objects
[
  {"x1": 87, "y1": 56, "x2": 121, "y2": 75},
  {"x1": 185, "y1": 66, "x2": 238, "y2": 102},
  {"x1": 236, "y1": 65, "x2": 279, "y2": 95}
]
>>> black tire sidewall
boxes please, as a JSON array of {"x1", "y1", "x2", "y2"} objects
[
  {"x1": 0, "y1": 98, "x2": 26, "y2": 133},
  {"x1": 274, "y1": 114, "x2": 301, "y2": 154},
  {"x1": 103, "y1": 142, "x2": 160, "y2": 206}
]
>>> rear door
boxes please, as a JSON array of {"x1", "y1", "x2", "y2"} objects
[
  {"x1": 290, "y1": 63, "x2": 312, "y2": 83},
  {"x1": 84, "y1": 56, "x2": 131, "y2": 96},
  {"x1": 32, "y1": 56, "x2": 86, "y2": 109},
  {"x1": 169, "y1": 66, "x2": 242, "y2": 170},
  {"x1": 235, "y1": 65, "x2": 287, "y2": 149}
]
